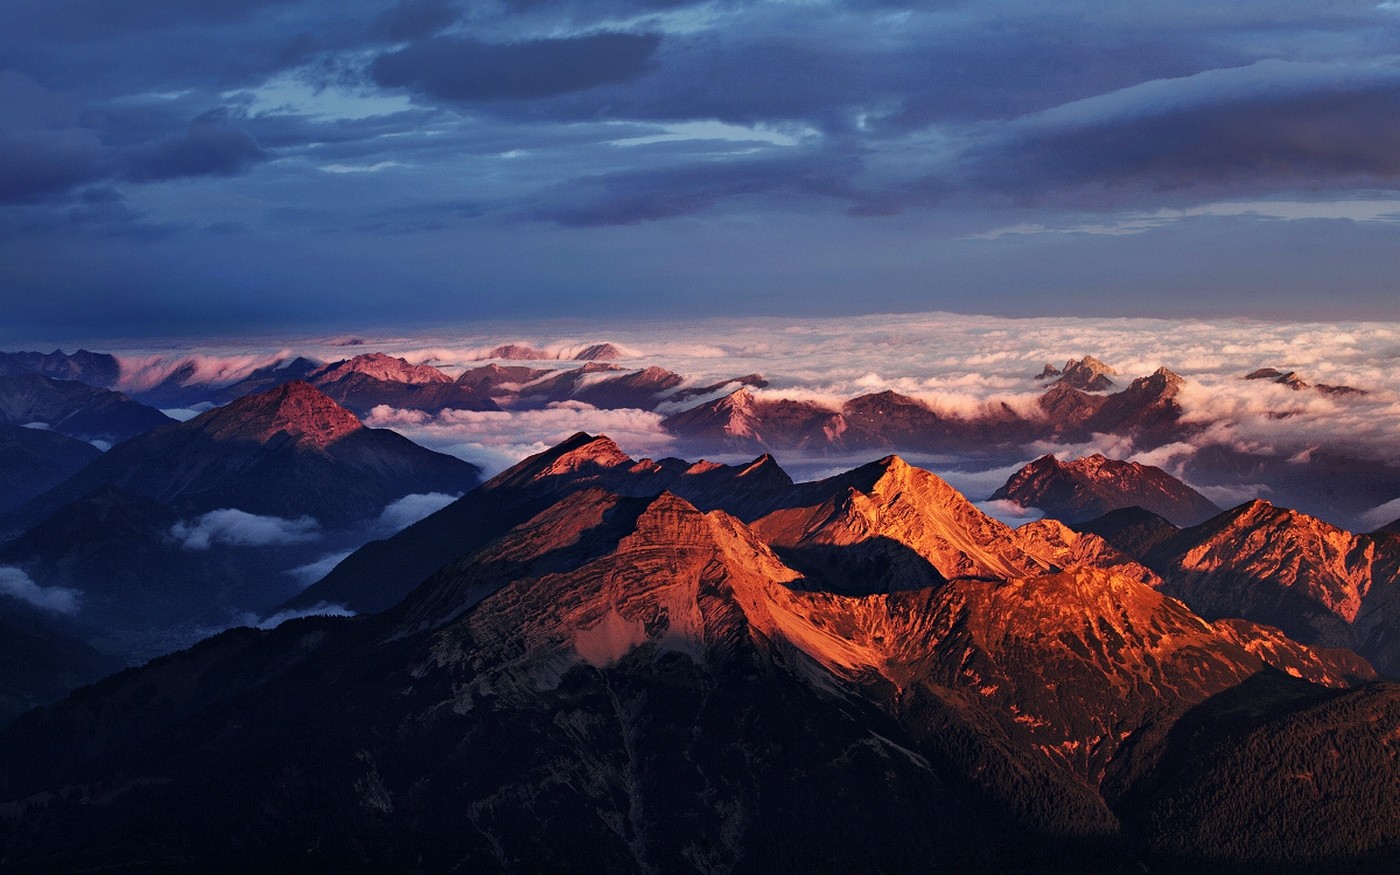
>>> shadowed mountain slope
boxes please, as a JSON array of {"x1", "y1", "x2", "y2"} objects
[
  {"x1": 0, "y1": 465, "x2": 1388, "y2": 872},
  {"x1": 11, "y1": 381, "x2": 480, "y2": 528},
  {"x1": 991, "y1": 453, "x2": 1220, "y2": 527}
]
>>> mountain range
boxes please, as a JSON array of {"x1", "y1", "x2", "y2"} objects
[
  {"x1": 0, "y1": 433, "x2": 1393, "y2": 872},
  {"x1": 9, "y1": 380, "x2": 479, "y2": 529},
  {"x1": 0, "y1": 374, "x2": 173, "y2": 443},
  {"x1": 2, "y1": 345, "x2": 1394, "y2": 529},
  {"x1": 990, "y1": 453, "x2": 1221, "y2": 527},
  {"x1": 0, "y1": 383, "x2": 482, "y2": 682},
  {"x1": 0, "y1": 424, "x2": 101, "y2": 514}
]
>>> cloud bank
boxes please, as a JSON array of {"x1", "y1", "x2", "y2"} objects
[
  {"x1": 257, "y1": 602, "x2": 355, "y2": 630},
  {"x1": 365, "y1": 400, "x2": 674, "y2": 478},
  {"x1": 377, "y1": 492, "x2": 459, "y2": 532},
  {"x1": 99, "y1": 314, "x2": 1400, "y2": 492},
  {"x1": 0, "y1": 565, "x2": 80, "y2": 615},
  {"x1": 8, "y1": 1, "x2": 1400, "y2": 339},
  {"x1": 170, "y1": 509, "x2": 322, "y2": 550}
]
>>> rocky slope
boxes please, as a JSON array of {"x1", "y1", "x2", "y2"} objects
[
  {"x1": 0, "y1": 610, "x2": 118, "y2": 727},
  {"x1": 302, "y1": 354, "x2": 499, "y2": 415},
  {"x1": 1049, "y1": 355, "x2": 1118, "y2": 391},
  {"x1": 0, "y1": 349, "x2": 119, "y2": 388},
  {"x1": 11, "y1": 381, "x2": 480, "y2": 528},
  {"x1": 0, "y1": 448, "x2": 1389, "y2": 872},
  {"x1": 285, "y1": 432, "x2": 795, "y2": 614},
  {"x1": 1137, "y1": 499, "x2": 1400, "y2": 674},
  {"x1": 991, "y1": 453, "x2": 1220, "y2": 526},
  {"x1": 0, "y1": 424, "x2": 102, "y2": 514},
  {"x1": 0, "y1": 375, "x2": 173, "y2": 443},
  {"x1": 751, "y1": 455, "x2": 1047, "y2": 592},
  {"x1": 1012, "y1": 518, "x2": 1162, "y2": 587}
]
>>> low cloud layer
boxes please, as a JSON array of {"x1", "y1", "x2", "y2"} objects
[
  {"x1": 101, "y1": 314, "x2": 1400, "y2": 485},
  {"x1": 1360, "y1": 498, "x2": 1400, "y2": 532},
  {"x1": 170, "y1": 509, "x2": 321, "y2": 550},
  {"x1": 257, "y1": 602, "x2": 355, "y2": 630},
  {"x1": 365, "y1": 400, "x2": 674, "y2": 478},
  {"x1": 377, "y1": 492, "x2": 459, "y2": 532},
  {"x1": 283, "y1": 551, "x2": 354, "y2": 588},
  {"x1": 0, "y1": 565, "x2": 80, "y2": 615}
]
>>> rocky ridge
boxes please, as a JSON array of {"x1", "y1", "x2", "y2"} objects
[{"x1": 0, "y1": 435, "x2": 1391, "y2": 872}]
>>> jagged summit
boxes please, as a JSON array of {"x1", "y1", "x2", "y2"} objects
[
  {"x1": 1012, "y1": 517, "x2": 1162, "y2": 587},
  {"x1": 287, "y1": 434, "x2": 797, "y2": 613},
  {"x1": 477, "y1": 342, "x2": 625, "y2": 362},
  {"x1": 754, "y1": 453, "x2": 1046, "y2": 587},
  {"x1": 574, "y1": 342, "x2": 624, "y2": 361},
  {"x1": 1244, "y1": 366, "x2": 1365, "y2": 397},
  {"x1": 1246, "y1": 367, "x2": 1306, "y2": 390},
  {"x1": 1146, "y1": 497, "x2": 1379, "y2": 646},
  {"x1": 10, "y1": 379, "x2": 478, "y2": 528},
  {"x1": 991, "y1": 451, "x2": 1219, "y2": 527},
  {"x1": 487, "y1": 432, "x2": 632, "y2": 490},
  {"x1": 1, "y1": 429, "x2": 1393, "y2": 873},
  {"x1": 0, "y1": 373, "x2": 173, "y2": 443},
  {"x1": 1034, "y1": 363, "x2": 1062, "y2": 380},
  {"x1": 1053, "y1": 355, "x2": 1118, "y2": 391},
  {"x1": 197, "y1": 380, "x2": 362, "y2": 448},
  {"x1": 0, "y1": 348, "x2": 121, "y2": 388},
  {"x1": 310, "y1": 352, "x2": 451, "y2": 385},
  {"x1": 485, "y1": 343, "x2": 549, "y2": 360}
]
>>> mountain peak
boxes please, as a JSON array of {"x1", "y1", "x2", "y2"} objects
[
  {"x1": 311, "y1": 352, "x2": 451, "y2": 385},
  {"x1": 755, "y1": 455, "x2": 1044, "y2": 585},
  {"x1": 485, "y1": 343, "x2": 549, "y2": 360},
  {"x1": 200, "y1": 381, "x2": 362, "y2": 448},
  {"x1": 992, "y1": 451, "x2": 1220, "y2": 527},
  {"x1": 486, "y1": 432, "x2": 632, "y2": 489},
  {"x1": 1054, "y1": 356, "x2": 1117, "y2": 391},
  {"x1": 1065, "y1": 452, "x2": 1118, "y2": 473},
  {"x1": 737, "y1": 452, "x2": 785, "y2": 479},
  {"x1": 574, "y1": 342, "x2": 624, "y2": 361}
]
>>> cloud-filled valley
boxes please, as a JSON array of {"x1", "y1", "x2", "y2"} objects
[
  {"x1": 53, "y1": 311, "x2": 1396, "y2": 531},
  {"x1": 169, "y1": 509, "x2": 322, "y2": 551},
  {"x1": 0, "y1": 566, "x2": 80, "y2": 615}
]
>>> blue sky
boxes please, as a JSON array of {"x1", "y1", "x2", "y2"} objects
[{"x1": 3, "y1": 0, "x2": 1400, "y2": 340}]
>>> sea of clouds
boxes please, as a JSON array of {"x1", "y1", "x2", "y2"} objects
[{"x1": 85, "y1": 312, "x2": 1400, "y2": 520}]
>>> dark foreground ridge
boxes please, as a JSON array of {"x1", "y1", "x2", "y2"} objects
[{"x1": 0, "y1": 434, "x2": 1395, "y2": 874}]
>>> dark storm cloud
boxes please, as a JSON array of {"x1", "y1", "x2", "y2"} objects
[
  {"x1": 529, "y1": 145, "x2": 958, "y2": 226},
  {"x1": 2, "y1": 0, "x2": 294, "y2": 40},
  {"x1": 500, "y1": 0, "x2": 698, "y2": 10},
  {"x1": 6, "y1": 0, "x2": 1400, "y2": 337},
  {"x1": 0, "y1": 131, "x2": 104, "y2": 203},
  {"x1": 966, "y1": 61, "x2": 1400, "y2": 200},
  {"x1": 0, "y1": 67, "x2": 267, "y2": 202},
  {"x1": 372, "y1": 0, "x2": 460, "y2": 41},
  {"x1": 537, "y1": 152, "x2": 862, "y2": 226},
  {"x1": 121, "y1": 116, "x2": 268, "y2": 182},
  {"x1": 371, "y1": 32, "x2": 663, "y2": 102},
  {"x1": 0, "y1": 72, "x2": 103, "y2": 203},
  {"x1": 437, "y1": 13, "x2": 1243, "y2": 138}
]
